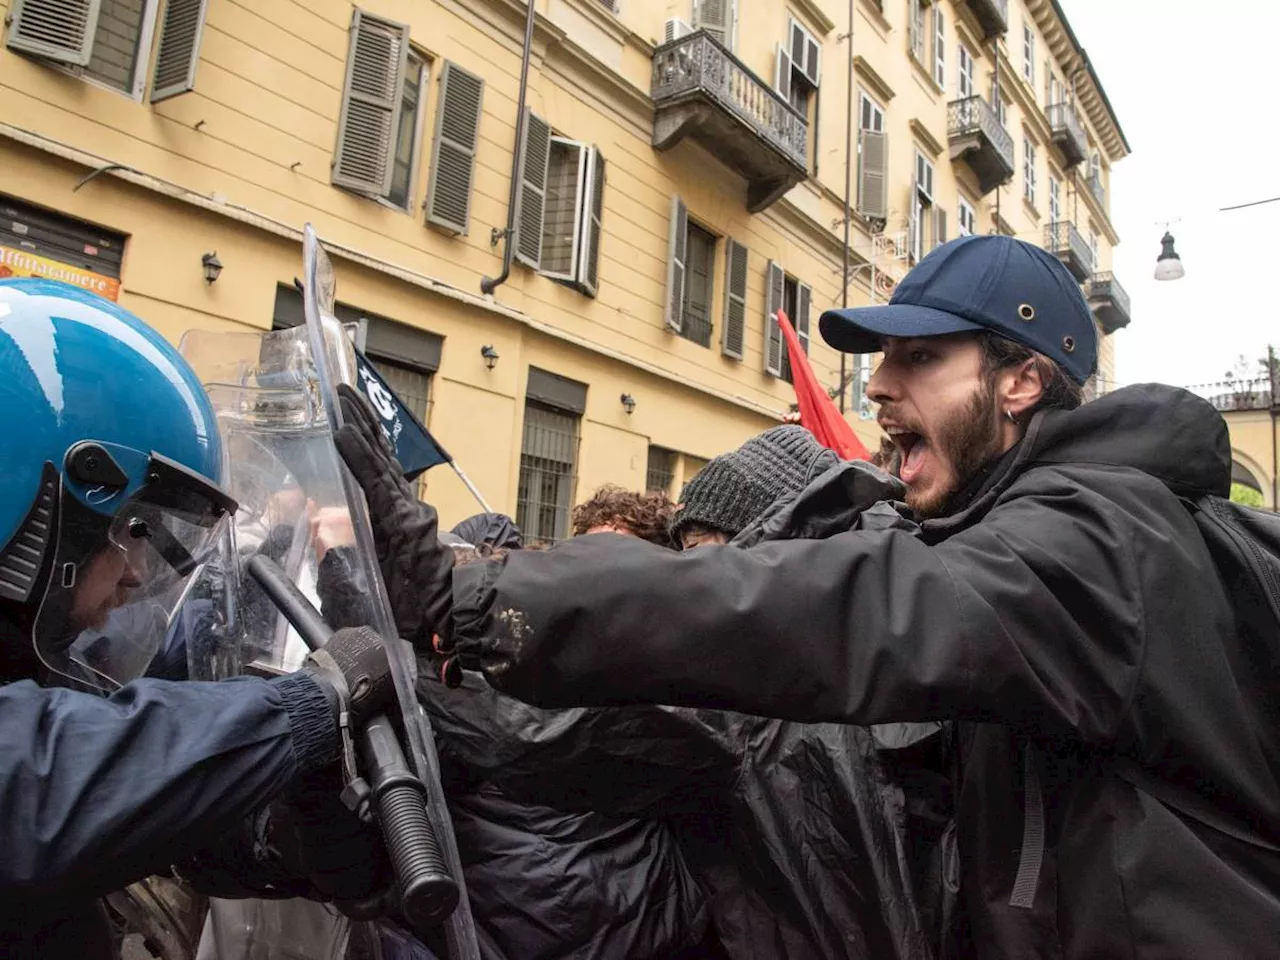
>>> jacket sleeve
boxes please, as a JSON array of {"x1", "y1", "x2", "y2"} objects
[
  {"x1": 0, "y1": 672, "x2": 336, "y2": 903},
  {"x1": 450, "y1": 473, "x2": 1147, "y2": 742},
  {"x1": 421, "y1": 669, "x2": 741, "y2": 817}
]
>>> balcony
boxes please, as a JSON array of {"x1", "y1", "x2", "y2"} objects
[
  {"x1": 1088, "y1": 272, "x2": 1131, "y2": 333},
  {"x1": 1046, "y1": 103, "x2": 1088, "y2": 168},
  {"x1": 963, "y1": 0, "x2": 1008, "y2": 40},
  {"x1": 1044, "y1": 221, "x2": 1093, "y2": 281},
  {"x1": 948, "y1": 97, "x2": 1015, "y2": 195},
  {"x1": 652, "y1": 31, "x2": 809, "y2": 213}
]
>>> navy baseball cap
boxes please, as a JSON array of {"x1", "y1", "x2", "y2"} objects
[{"x1": 819, "y1": 235, "x2": 1098, "y2": 384}]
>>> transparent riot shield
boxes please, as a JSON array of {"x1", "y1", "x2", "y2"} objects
[{"x1": 176, "y1": 226, "x2": 479, "y2": 960}]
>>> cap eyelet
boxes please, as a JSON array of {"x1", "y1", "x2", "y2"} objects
[
  {"x1": 1017, "y1": 303, "x2": 1036, "y2": 322},
  {"x1": 1063, "y1": 335, "x2": 1076, "y2": 353}
]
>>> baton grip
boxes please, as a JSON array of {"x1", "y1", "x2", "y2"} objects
[{"x1": 362, "y1": 715, "x2": 460, "y2": 929}]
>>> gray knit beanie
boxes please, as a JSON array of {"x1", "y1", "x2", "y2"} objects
[{"x1": 671, "y1": 426, "x2": 839, "y2": 540}]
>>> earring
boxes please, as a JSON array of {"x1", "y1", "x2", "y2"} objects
[{"x1": 1005, "y1": 409, "x2": 1018, "y2": 424}]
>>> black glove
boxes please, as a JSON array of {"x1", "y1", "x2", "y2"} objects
[
  {"x1": 333, "y1": 383, "x2": 456, "y2": 648},
  {"x1": 303, "y1": 625, "x2": 396, "y2": 730},
  {"x1": 271, "y1": 765, "x2": 393, "y2": 908}
]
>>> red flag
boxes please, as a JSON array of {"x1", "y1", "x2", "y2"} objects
[{"x1": 776, "y1": 309, "x2": 871, "y2": 461}]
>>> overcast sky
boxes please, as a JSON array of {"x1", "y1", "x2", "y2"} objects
[{"x1": 1062, "y1": 0, "x2": 1280, "y2": 390}]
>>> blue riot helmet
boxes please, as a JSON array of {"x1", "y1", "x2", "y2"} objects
[{"x1": 0, "y1": 279, "x2": 237, "y2": 690}]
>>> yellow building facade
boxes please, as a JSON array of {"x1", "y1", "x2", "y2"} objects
[{"x1": 0, "y1": 0, "x2": 1129, "y2": 537}]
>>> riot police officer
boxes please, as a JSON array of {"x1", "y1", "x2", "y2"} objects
[{"x1": 0, "y1": 279, "x2": 393, "y2": 957}]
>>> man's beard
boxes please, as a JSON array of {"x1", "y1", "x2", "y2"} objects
[{"x1": 906, "y1": 379, "x2": 1004, "y2": 519}]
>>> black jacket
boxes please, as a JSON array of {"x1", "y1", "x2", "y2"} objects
[
  {"x1": 448, "y1": 385, "x2": 1280, "y2": 958},
  {"x1": 425, "y1": 463, "x2": 950, "y2": 960}
]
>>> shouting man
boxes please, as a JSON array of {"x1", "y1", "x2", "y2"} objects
[{"x1": 337, "y1": 235, "x2": 1280, "y2": 958}]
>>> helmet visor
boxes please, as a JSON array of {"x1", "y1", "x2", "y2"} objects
[{"x1": 35, "y1": 454, "x2": 236, "y2": 691}]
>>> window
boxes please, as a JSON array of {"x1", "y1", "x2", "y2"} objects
[
  {"x1": 1022, "y1": 21, "x2": 1035, "y2": 85},
  {"x1": 1048, "y1": 174, "x2": 1061, "y2": 222},
  {"x1": 910, "y1": 151, "x2": 935, "y2": 262},
  {"x1": 775, "y1": 17, "x2": 821, "y2": 167},
  {"x1": 958, "y1": 196, "x2": 976, "y2": 237},
  {"x1": 856, "y1": 93, "x2": 887, "y2": 219},
  {"x1": 334, "y1": 12, "x2": 413, "y2": 201},
  {"x1": 1022, "y1": 137, "x2": 1037, "y2": 207},
  {"x1": 1048, "y1": 72, "x2": 1060, "y2": 108},
  {"x1": 958, "y1": 44, "x2": 974, "y2": 99},
  {"x1": 6, "y1": 0, "x2": 209, "y2": 100},
  {"x1": 991, "y1": 77, "x2": 1007, "y2": 126},
  {"x1": 763, "y1": 262, "x2": 811, "y2": 381},
  {"x1": 517, "y1": 369, "x2": 586, "y2": 546},
  {"x1": 516, "y1": 113, "x2": 606, "y2": 296},
  {"x1": 908, "y1": 0, "x2": 925, "y2": 63},
  {"x1": 692, "y1": 0, "x2": 736, "y2": 50},
  {"x1": 386, "y1": 54, "x2": 427, "y2": 210},
  {"x1": 853, "y1": 355, "x2": 876, "y2": 420},
  {"x1": 646, "y1": 447, "x2": 676, "y2": 496},
  {"x1": 722, "y1": 238, "x2": 749, "y2": 360},
  {"x1": 933, "y1": 7, "x2": 946, "y2": 88},
  {"x1": 1089, "y1": 229, "x2": 1099, "y2": 267},
  {"x1": 681, "y1": 221, "x2": 716, "y2": 347}
]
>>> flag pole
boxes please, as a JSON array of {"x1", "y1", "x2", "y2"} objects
[{"x1": 449, "y1": 461, "x2": 493, "y2": 513}]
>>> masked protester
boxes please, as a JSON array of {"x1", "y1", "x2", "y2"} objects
[
  {"x1": 0, "y1": 280, "x2": 398, "y2": 958},
  {"x1": 338, "y1": 235, "x2": 1280, "y2": 958}
]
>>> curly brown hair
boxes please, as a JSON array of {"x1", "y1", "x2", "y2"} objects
[{"x1": 571, "y1": 484, "x2": 676, "y2": 548}]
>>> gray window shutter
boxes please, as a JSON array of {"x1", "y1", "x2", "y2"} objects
[
  {"x1": 856, "y1": 130, "x2": 887, "y2": 219},
  {"x1": 664, "y1": 195, "x2": 688, "y2": 333},
  {"x1": 332, "y1": 10, "x2": 409, "y2": 197},
  {"x1": 764, "y1": 260, "x2": 784, "y2": 376},
  {"x1": 796, "y1": 282, "x2": 811, "y2": 355},
  {"x1": 721, "y1": 238, "x2": 748, "y2": 360},
  {"x1": 426, "y1": 61, "x2": 485, "y2": 235},
  {"x1": 7, "y1": 0, "x2": 103, "y2": 65},
  {"x1": 774, "y1": 43, "x2": 793, "y2": 102},
  {"x1": 515, "y1": 111, "x2": 551, "y2": 270},
  {"x1": 576, "y1": 146, "x2": 606, "y2": 297},
  {"x1": 151, "y1": 0, "x2": 209, "y2": 102},
  {"x1": 935, "y1": 208, "x2": 947, "y2": 248},
  {"x1": 692, "y1": 0, "x2": 730, "y2": 46}
]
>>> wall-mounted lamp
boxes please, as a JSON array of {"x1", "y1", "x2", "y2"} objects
[
  {"x1": 620, "y1": 393, "x2": 636, "y2": 415},
  {"x1": 201, "y1": 251, "x2": 223, "y2": 285},
  {"x1": 481, "y1": 344, "x2": 499, "y2": 370}
]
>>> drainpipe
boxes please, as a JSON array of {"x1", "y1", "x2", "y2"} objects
[
  {"x1": 481, "y1": 0, "x2": 538, "y2": 296},
  {"x1": 839, "y1": 0, "x2": 854, "y2": 414},
  {"x1": 1271, "y1": 344, "x2": 1278, "y2": 513},
  {"x1": 992, "y1": 38, "x2": 1001, "y2": 230}
]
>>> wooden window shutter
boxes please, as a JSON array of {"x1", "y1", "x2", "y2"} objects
[
  {"x1": 664, "y1": 195, "x2": 688, "y2": 333},
  {"x1": 150, "y1": 0, "x2": 209, "y2": 102},
  {"x1": 721, "y1": 239, "x2": 748, "y2": 360},
  {"x1": 764, "y1": 260, "x2": 784, "y2": 376},
  {"x1": 6, "y1": 0, "x2": 103, "y2": 65},
  {"x1": 935, "y1": 208, "x2": 947, "y2": 248},
  {"x1": 515, "y1": 111, "x2": 551, "y2": 270},
  {"x1": 774, "y1": 43, "x2": 793, "y2": 102},
  {"x1": 426, "y1": 61, "x2": 485, "y2": 235},
  {"x1": 856, "y1": 130, "x2": 887, "y2": 219},
  {"x1": 796, "y1": 282, "x2": 811, "y2": 355},
  {"x1": 577, "y1": 147, "x2": 606, "y2": 297},
  {"x1": 332, "y1": 10, "x2": 409, "y2": 197},
  {"x1": 692, "y1": 0, "x2": 730, "y2": 47}
]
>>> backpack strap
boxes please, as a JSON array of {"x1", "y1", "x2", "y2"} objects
[
  {"x1": 1111, "y1": 756, "x2": 1280, "y2": 854},
  {"x1": 1009, "y1": 742, "x2": 1045, "y2": 909}
]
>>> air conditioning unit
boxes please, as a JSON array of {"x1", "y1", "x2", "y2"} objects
[{"x1": 664, "y1": 18, "x2": 694, "y2": 44}]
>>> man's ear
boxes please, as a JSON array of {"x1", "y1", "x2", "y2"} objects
[{"x1": 1000, "y1": 358, "x2": 1045, "y2": 419}]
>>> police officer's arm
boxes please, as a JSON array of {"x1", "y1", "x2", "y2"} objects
[
  {"x1": 0, "y1": 673, "x2": 334, "y2": 902},
  {"x1": 448, "y1": 471, "x2": 1149, "y2": 742}
]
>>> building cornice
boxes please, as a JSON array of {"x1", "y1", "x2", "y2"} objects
[
  {"x1": 853, "y1": 55, "x2": 896, "y2": 103},
  {"x1": 791, "y1": 0, "x2": 837, "y2": 36}
]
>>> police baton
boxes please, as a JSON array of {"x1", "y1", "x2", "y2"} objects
[{"x1": 246, "y1": 554, "x2": 459, "y2": 932}]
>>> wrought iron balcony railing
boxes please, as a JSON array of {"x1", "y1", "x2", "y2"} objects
[
  {"x1": 652, "y1": 31, "x2": 809, "y2": 212},
  {"x1": 1046, "y1": 102, "x2": 1089, "y2": 167},
  {"x1": 1044, "y1": 221, "x2": 1093, "y2": 281},
  {"x1": 1190, "y1": 378, "x2": 1275, "y2": 413},
  {"x1": 947, "y1": 96, "x2": 1015, "y2": 195}
]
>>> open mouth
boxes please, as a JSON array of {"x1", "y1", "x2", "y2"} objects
[{"x1": 886, "y1": 427, "x2": 929, "y2": 486}]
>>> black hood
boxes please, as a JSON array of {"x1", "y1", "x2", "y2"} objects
[
  {"x1": 1028, "y1": 383, "x2": 1231, "y2": 500},
  {"x1": 450, "y1": 513, "x2": 524, "y2": 550}
]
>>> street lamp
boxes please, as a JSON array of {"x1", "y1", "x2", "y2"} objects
[{"x1": 1153, "y1": 232, "x2": 1184, "y2": 281}]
